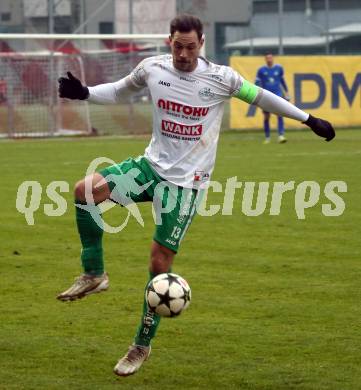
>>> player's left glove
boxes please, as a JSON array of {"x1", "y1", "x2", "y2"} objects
[
  {"x1": 58, "y1": 71, "x2": 89, "y2": 100},
  {"x1": 303, "y1": 114, "x2": 335, "y2": 142}
]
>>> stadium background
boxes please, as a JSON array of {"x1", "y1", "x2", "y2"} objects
[
  {"x1": 0, "y1": 0, "x2": 360, "y2": 136},
  {"x1": 1, "y1": 1, "x2": 361, "y2": 389}
]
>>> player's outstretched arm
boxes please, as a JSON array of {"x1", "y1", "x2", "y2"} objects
[
  {"x1": 58, "y1": 72, "x2": 89, "y2": 100},
  {"x1": 256, "y1": 89, "x2": 335, "y2": 141},
  {"x1": 233, "y1": 80, "x2": 335, "y2": 142},
  {"x1": 58, "y1": 71, "x2": 140, "y2": 104}
]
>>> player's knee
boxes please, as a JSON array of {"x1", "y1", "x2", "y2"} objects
[
  {"x1": 74, "y1": 174, "x2": 110, "y2": 204},
  {"x1": 74, "y1": 179, "x2": 86, "y2": 201}
]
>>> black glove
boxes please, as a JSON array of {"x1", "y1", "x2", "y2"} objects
[
  {"x1": 58, "y1": 71, "x2": 89, "y2": 100},
  {"x1": 303, "y1": 114, "x2": 335, "y2": 142}
]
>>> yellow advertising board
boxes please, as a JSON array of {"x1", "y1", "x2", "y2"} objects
[{"x1": 230, "y1": 56, "x2": 361, "y2": 129}]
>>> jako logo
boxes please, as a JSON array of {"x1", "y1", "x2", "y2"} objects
[{"x1": 159, "y1": 80, "x2": 171, "y2": 87}]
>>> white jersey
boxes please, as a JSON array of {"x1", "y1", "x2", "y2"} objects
[
  {"x1": 128, "y1": 54, "x2": 243, "y2": 188},
  {"x1": 88, "y1": 54, "x2": 244, "y2": 188}
]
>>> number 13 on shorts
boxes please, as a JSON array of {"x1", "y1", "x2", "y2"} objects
[{"x1": 171, "y1": 226, "x2": 182, "y2": 239}]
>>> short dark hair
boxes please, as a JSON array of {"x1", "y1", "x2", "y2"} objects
[{"x1": 170, "y1": 14, "x2": 203, "y2": 41}]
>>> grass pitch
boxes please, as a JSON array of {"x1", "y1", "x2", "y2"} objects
[{"x1": 1, "y1": 129, "x2": 360, "y2": 389}]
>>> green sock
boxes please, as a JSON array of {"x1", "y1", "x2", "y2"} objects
[
  {"x1": 134, "y1": 271, "x2": 162, "y2": 347},
  {"x1": 75, "y1": 200, "x2": 104, "y2": 276}
]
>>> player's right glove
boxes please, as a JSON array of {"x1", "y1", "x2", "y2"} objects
[
  {"x1": 58, "y1": 71, "x2": 89, "y2": 100},
  {"x1": 303, "y1": 114, "x2": 335, "y2": 142}
]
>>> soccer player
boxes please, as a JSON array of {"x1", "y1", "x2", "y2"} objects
[
  {"x1": 57, "y1": 14, "x2": 335, "y2": 377},
  {"x1": 255, "y1": 53, "x2": 290, "y2": 144}
]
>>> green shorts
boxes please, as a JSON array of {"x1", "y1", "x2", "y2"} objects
[{"x1": 99, "y1": 156, "x2": 199, "y2": 253}]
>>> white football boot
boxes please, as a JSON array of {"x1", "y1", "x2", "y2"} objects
[
  {"x1": 114, "y1": 344, "x2": 151, "y2": 377},
  {"x1": 56, "y1": 273, "x2": 109, "y2": 301}
]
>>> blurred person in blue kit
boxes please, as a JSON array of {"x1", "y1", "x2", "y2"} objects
[{"x1": 255, "y1": 53, "x2": 290, "y2": 143}]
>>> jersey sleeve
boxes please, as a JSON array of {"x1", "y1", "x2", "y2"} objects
[
  {"x1": 129, "y1": 58, "x2": 149, "y2": 89},
  {"x1": 88, "y1": 57, "x2": 151, "y2": 103},
  {"x1": 227, "y1": 68, "x2": 261, "y2": 104},
  {"x1": 256, "y1": 88, "x2": 307, "y2": 121},
  {"x1": 225, "y1": 67, "x2": 244, "y2": 96},
  {"x1": 88, "y1": 76, "x2": 135, "y2": 104}
]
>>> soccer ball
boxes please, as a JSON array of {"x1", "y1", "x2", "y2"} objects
[{"x1": 146, "y1": 273, "x2": 191, "y2": 317}]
